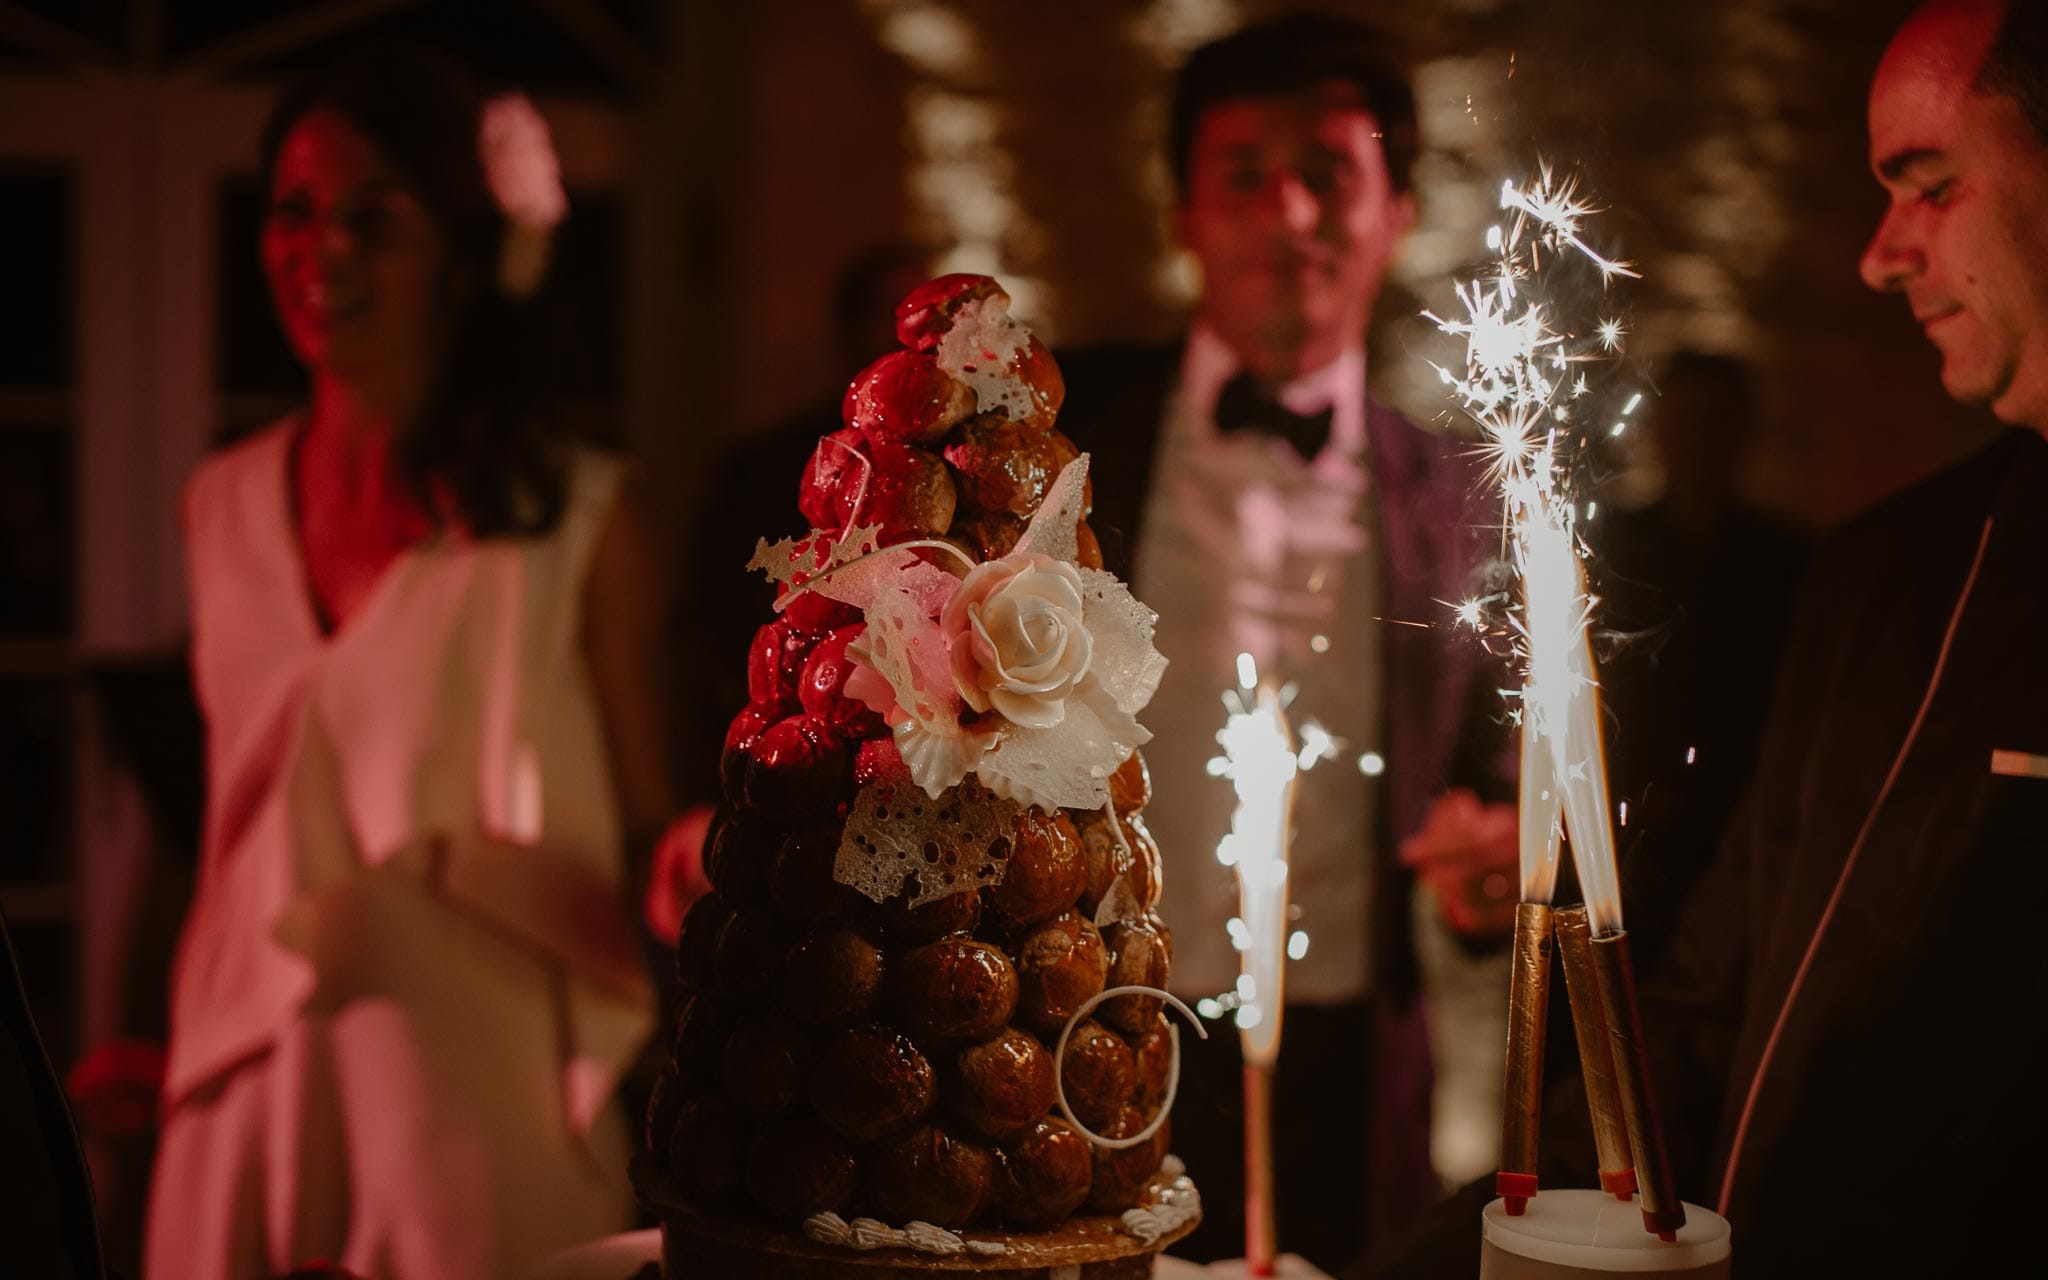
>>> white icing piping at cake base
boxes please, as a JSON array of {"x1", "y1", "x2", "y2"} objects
[
  {"x1": 800, "y1": 1155, "x2": 1199, "y2": 1256},
  {"x1": 1118, "y1": 1154, "x2": 1202, "y2": 1245},
  {"x1": 801, "y1": 1212, "x2": 1009, "y2": 1257}
]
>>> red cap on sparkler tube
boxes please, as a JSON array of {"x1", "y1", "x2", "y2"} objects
[{"x1": 1496, "y1": 1171, "x2": 1539, "y2": 1216}]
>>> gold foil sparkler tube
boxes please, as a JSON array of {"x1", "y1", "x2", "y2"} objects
[
  {"x1": 1496, "y1": 901, "x2": 1554, "y2": 1214},
  {"x1": 1243, "y1": 1061, "x2": 1277, "y2": 1276},
  {"x1": 1588, "y1": 929, "x2": 1686, "y2": 1238},
  {"x1": 1554, "y1": 905, "x2": 1637, "y2": 1200}
]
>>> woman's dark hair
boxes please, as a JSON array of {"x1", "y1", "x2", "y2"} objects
[
  {"x1": 1168, "y1": 12, "x2": 1418, "y2": 197},
  {"x1": 260, "y1": 42, "x2": 576, "y2": 538}
]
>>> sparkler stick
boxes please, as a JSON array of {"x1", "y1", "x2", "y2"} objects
[
  {"x1": 1554, "y1": 905, "x2": 1637, "y2": 1199},
  {"x1": 1214, "y1": 660, "x2": 1298, "y2": 1277},
  {"x1": 1498, "y1": 671, "x2": 1565, "y2": 1212},
  {"x1": 1243, "y1": 1059, "x2": 1278, "y2": 1277},
  {"x1": 1496, "y1": 901, "x2": 1553, "y2": 1215},
  {"x1": 1590, "y1": 932, "x2": 1685, "y2": 1238},
  {"x1": 1432, "y1": 169, "x2": 1682, "y2": 1237}
]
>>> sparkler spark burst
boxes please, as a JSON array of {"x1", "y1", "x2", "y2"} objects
[
  {"x1": 1428, "y1": 165, "x2": 1639, "y2": 933},
  {"x1": 1212, "y1": 664, "x2": 1298, "y2": 1066}
]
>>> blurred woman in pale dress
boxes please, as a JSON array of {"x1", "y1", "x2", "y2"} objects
[{"x1": 146, "y1": 46, "x2": 674, "y2": 1279}]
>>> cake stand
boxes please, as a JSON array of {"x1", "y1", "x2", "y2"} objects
[{"x1": 634, "y1": 1155, "x2": 1199, "y2": 1279}]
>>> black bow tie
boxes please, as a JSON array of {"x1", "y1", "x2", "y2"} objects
[{"x1": 1213, "y1": 372, "x2": 1333, "y2": 461}]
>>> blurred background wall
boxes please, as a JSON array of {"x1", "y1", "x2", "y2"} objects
[{"x1": 0, "y1": 0, "x2": 1994, "y2": 1151}]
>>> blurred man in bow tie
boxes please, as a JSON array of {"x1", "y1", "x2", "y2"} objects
[{"x1": 1058, "y1": 13, "x2": 1518, "y2": 1271}]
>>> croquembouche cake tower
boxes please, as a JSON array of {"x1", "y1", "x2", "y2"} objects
[{"x1": 633, "y1": 275, "x2": 1201, "y2": 1278}]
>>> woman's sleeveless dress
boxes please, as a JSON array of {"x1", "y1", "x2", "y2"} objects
[{"x1": 145, "y1": 422, "x2": 655, "y2": 1279}]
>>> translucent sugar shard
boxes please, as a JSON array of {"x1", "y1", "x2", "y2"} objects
[
  {"x1": 1014, "y1": 455, "x2": 1088, "y2": 565},
  {"x1": 936, "y1": 297, "x2": 1031, "y2": 423},
  {"x1": 898, "y1": 557, "x2": 966, "y2": 618},
  {"x1": 747, "y1": 528, "x2": 837, "y2": 590},
  {"x1": 1077, "y1": 567, "x2": 1168, "y2": 713},
  {"x1": 1093, "y1": 873, "x2": 1142, "y2": 929},
  {"x1": 812, "y1": 545, "x2": 959, "y2": 614},
  {"x1": 876, "y1": 583, "x2": 967, "y2": 711},
  {"x1": 834, "y1": 778, "x2": 1023, "y2": 907},
  {"x1": 748, "y1": 523, "x2": 893, "y2": 609}
]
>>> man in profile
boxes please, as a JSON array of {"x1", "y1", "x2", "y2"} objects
[{"x1": 1646, "y1": 1, "x2": 2048, "y2": 1270}]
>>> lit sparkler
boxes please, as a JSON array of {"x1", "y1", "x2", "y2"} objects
[
  {"x1": 1432, "y1": 165, "x2": 1684, "y2": 1239},
  {"x1": 1211, "y1": 653, "x2": 1300, "y2": 1277},
  {"x1": 1427, "y1": 165, "x2": 1633, "y2": 930},
  {"x1": 1213, "y1": 658, "x2": 1297, "y2": 1068}
]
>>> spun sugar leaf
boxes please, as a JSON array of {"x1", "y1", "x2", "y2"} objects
[
  {"x1": 748, "y1": 523, "x2": 899, "y2": 610},
  {"x1": 1013, "y1": 456, "x2": 1088, "y2": 565}
]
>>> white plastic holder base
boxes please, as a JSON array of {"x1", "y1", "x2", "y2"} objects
[{"x1": 1481, "y1": 1192, "x2": 1731, "y2": 1277}]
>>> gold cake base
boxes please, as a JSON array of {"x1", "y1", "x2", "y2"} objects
[{"x1": 633, "y1": 1155, "x2": 1200, "y2": 1279}]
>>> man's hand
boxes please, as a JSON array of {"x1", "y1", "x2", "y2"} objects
[
  {"x1": 643, "y1": 805, "x2": 716, "y2": 945},
  {"x1": 1399, "y1": 788, "x2": 1520, "y2": 940}
]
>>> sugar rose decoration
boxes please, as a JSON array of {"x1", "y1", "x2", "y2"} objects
[
  {"x1": 837, "y1": 457, "x2": 1162, "y2": 814},
  {"x1": 945, "y1": 554, "x2": 1093, "y2": 729},
  {"x1": 755, "y1": 456, "x2": 1162, "y2": 816},
  {"x1": 744, "y1": 275, "x2": 1164, "y2": 842}
]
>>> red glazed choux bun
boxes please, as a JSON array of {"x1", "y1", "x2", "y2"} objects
[
  {"x1": 894, "y1": 273, "x2": 1009, "y2": 352},
  {"x1": 843, "y1": 349, "x2": 976, "y2": 445},
  {"x1": 797, "y1": 432, "x2": 956, "y2": 542}
]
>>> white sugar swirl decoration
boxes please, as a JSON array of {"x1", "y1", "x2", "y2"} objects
[{"x1": 1052, "y1": 985, "x2": 1206, "y2": 1150}]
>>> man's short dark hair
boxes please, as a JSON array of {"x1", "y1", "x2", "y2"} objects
[
  {"x1": 1976, "y1": 0, "x2": 2048, "y2": 142},
  {"x1": 1169, "y1": 12, "x2": 1418, "y2": 196}
]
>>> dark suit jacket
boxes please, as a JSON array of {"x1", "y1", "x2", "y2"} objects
[
  {"x1": 1647, "y1": 429, "x2": 2048, "y2": 1274},
  {"x1": 1059, "y1": 341, "x2": 1514, "y2": 1221},
  {"x1": 675, "y1": 405, "x2": 839, "y2": 806}
]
